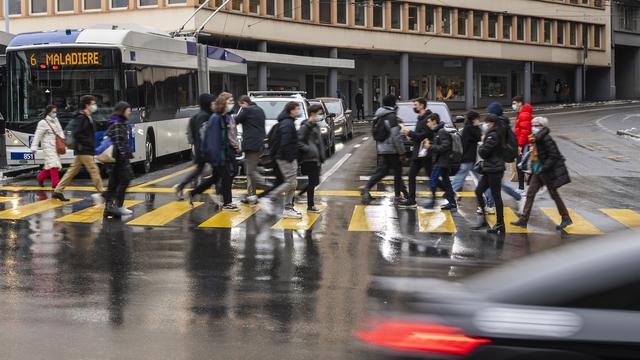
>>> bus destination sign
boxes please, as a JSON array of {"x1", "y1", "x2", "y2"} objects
[{"x1": 26, "y1": 49, "x2": 112, "y2": 68}]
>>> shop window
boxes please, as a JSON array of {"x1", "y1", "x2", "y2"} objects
[
  {"x1": 391, "y1": 2, "x2": 401, "y2": 30},
  {"x1": 593, "y1": 25, "x2": 602, "y2": 48},
  {"x1": 139, "y1": 0, "x2": 158, "y2": 6},
  {"x1": 473, "y1": 11, "x2": 483, "y2": 37},
  {"x1": 488, "y1": 13, "x2": 498, "y2": 38},
  {"x1": 57, "y1": 0, "x2": 74, "y2": 12},
  {"x1": 532, "y1": 73, "x2": 548, "y2": 97},
  {"x1": 283, "y1": 0, "x2": 293, "y2": 18},
  {"x1": 543, "y1": 19, "x2": 552, "y2": 43},
  {"x1": 557, "y1": 21, "x2": 565, "y2": 45},
  {"x1": 481, "y1": 75, "x2": 508, "y2": 99},
  {"x1": 436, "y1": 76, "x2": 465, "y2": 102},
  {"x1": 337, "y1": 0, "x2": 347, "y2": 24},
  {"x1": 84, "y1": 0, "x2": 101, "y2": 10},
  {"x1": 530, "y1": 18, "x2": 539, "y2": 42},
  {"x1": 457, "y1": 10, "x2": 468, "y2": 36},
  {"x1": 516, "y1": 16, "x2": 525, "y2": 41},
  {"x1": 441, "y1": 7, "x2": 451, "y2": 34},
  {"x1": 301, "y1": 0, "x2": 311, "y2": 20},
  {"x1": 30, "y1": 0, "x2": 47, "y2": 13},
  {"x1": 408, "y1": 5, "x2": 418, "y2": 31},
  {"x1": 319, "y1": 0, "x2": 331, "y2": 24},
  {"x1": 570, "y1": 22, "x2": 577, "y2": 45},
  {"x1": 111, "y1": 0, "x2": 128, "y2": 8},
  {"x1": 425, "y1": 5, "x2": 435, "y2": 33},
  {"x1": 232, "y1": 0, "x2": 242, "y2": 11},
  {"x1": 249, "y1": 0, "x2": 259, "y2": 13},
  {"x1": 356, "y1": 0, "x2": 368, "y2": 26},
  {"x1": 503, "y1": 15, "x2": 512, "y2": 40},
  {"x1": 167, "y1": 0, "x2": 187, "y2": 4},
  {"x1": 266, "y1": 0, "x2": 276, "y2": 15},
  {"x1": 371, "y1": 0, "x2": 383, "y2": 27}
]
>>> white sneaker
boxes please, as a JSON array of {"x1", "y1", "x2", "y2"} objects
[
  {"x1": 283, "y1": 208, "x2": 303, "y2": 219},
  {"x1": 259, "y1": 198, "x2": 274, "y2": 215},
  {"x1": 91, "y1": 193, "x2": 104, "y2": 205},
  {"x1": 209, "y1": 193, "x2": 223, "y2": 206},
  {"x1": 173, "y1": 184, "x2": 185, "y2": 201},
  {"x1": 485, "y1": 206, "x2": 496, "y2": 215},
  {"x1": 246, "y1": 195, "x2": 258, "y2": 205},
  {"x1": 118, "y1": 207, "x2": 133, "y2": 216}
]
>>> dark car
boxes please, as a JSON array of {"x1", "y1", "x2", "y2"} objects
[
  {"x1": 317, "y1": 97, "x2": 354, "y2": 140},
  {"x1": 356, "y1": 230, "x2": 640, "y2": 359}
]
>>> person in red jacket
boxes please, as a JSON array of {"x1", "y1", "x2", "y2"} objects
[{"x1": 512, "y1": 96, "x2": 532, "y2": 191}]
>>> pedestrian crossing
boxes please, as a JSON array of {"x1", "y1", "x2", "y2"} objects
[{"x1": 0, "y1": 196, "x2": 638, "y2": 234}]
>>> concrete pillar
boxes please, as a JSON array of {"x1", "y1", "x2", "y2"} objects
[
  {"x1": 257, "y1": 41, "x2": 268, "y2": 91},
  {"x1": 328, "y1": 48, "x2": 338, "y2": 98},
  {"x1": 524, "y1": 61, "x2": 532, "y2": 104},
  {"x1": 465, "y1": 57, "x2": 474, "y2": 110},
  {"x1": 400, "y1": 53, "x2": 409, "y2": 101},
  {"x1": 574, "y1": 65, "x2": 584, "y2": 103}
]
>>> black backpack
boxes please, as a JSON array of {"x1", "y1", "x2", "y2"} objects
[
  {"x1": 372, "y1": 116, "x2": 390, "y2": 142},
  {"x1": 258, "y1": 124, "x2": 280, "y2": 168},
  {"x1": 503, "y1": 127, "x2": 518, "y2": 163}
]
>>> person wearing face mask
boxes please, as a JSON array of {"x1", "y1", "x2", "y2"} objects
[
  {"x1": 188, "y1": 92, "x2": 240, "y2": 212},
  {"x1": 258, "y1": 101, "x2": 302, "y2": 219},
  {"x1": 451, "y1": 111, "x2": 482, "y2": 193},
  {"x1": 425, "y1": 113, "x2": 457, "y2": 211},
  {"x1": 296, "y1": 104, "x2": 326, "y2": 212},
  {"x1": 104, "y1": 102, "x2": 135, "y2": 217},
  {"x1": 512, "y1": 96, "x2": 533, "y2": 191},
  {"x1": 53, "y1": 95, "x2": 105, "y2": 204},
  {"x1": 399, "y1": 98, "x2": 432, "y2": 209},
  {"x1": 31, "y1": 105, "x2": 65, "y2": 189},
  {"x1": 511, "y1": 117, "x2": 572, "y2": 230}
]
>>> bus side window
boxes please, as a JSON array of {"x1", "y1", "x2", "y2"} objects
[{"x1": 125, "y1": 69, "x2": 144, "y2": 124}]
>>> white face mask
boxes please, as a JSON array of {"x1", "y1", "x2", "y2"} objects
[
  {"x1": 316, "y1": 114, "x2": 325, "y2": 122},
  {"x1": 532, "y1": 126, "x2": 541, "y2": 135},
  {"x1": 226, "y1": 103, "x2": 234, "y2": 113},
  {"x1": 481, "y1": 123, "x2": 490, "y2": 133},
  {"x1": 50, "y1": 112, "x2": 57, "y2": 119},
  {"x1": 512, "y1": 104, "x2": 519, "y2": 111},
  {"x1": 89, "y1": 104, "x2": 98, "y2": 113}
]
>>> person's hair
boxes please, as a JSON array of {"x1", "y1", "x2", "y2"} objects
[
  {"x1": 308, "y1": 104, "x2": 324, "y2": 116},
  {"x1": 213, "y1": 92, "x2": 233, "y2": 113},
  {"x1": 428, "y1": 113, "x2": 441, "y2": 123},
  {"x1": 412, "y1": 97, "x2": 427, "y2": 109},
  {"x1": 112, "y1": 101, "x2": 131, "y2": 117},
  {"x1": 466, "y1": 110, "x2": 480, "y2": 121},
  {"x1": 238, "y1": 95, "x2": 251, "y2": 104},
  {"x1": 80, "y1": 95, "x2": 96, "y2": 110},
  {"x1": 45, "y1": 105, "x2": 57, "y2": 116},
  {"x1": 532, "y1": 116, "x2": 549, "y2": 127},
  {"x1": 284, "y1": 101, "x2": 300, "y2": 116},
  {"x1": 485, "y1": 113, "x2": 499, "y2": 123},
  {"x1": 512, "y1": 96, "x2": 524, "y2": 103},
  {"x1": 382, "y1": 94, "x2": 396, "y2": 108}
]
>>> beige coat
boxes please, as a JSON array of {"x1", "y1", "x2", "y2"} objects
[{"x1": 30, "y1": 116, "x2": 64, "y2": 169}]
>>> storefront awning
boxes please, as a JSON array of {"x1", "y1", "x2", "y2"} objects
[{"x1": 226, "y1": 49, "x2": 355, "y2": 69}]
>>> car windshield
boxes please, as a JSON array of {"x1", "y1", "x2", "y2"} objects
[
  {"x1": 253, "y1": 100, "x2": 306, "y2": 120},
  {"x1": 324, "y1": 101, "x2": 342, "y2": 115},
  {"x1": 396, "y1": 103, "x2": 452, "y2": 130}
]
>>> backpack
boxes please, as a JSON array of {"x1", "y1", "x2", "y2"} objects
[
  {"x1": 372, "y1": 116, "x2": 390, "y2": 142},
  {"x1": 503, "y1": 127, "x2": 518, "y2": 163},
  {"x1": 446, "y1": 128, "x2": 463, "y2": 164},
  {"x1": 63, "y1": 117, "x2": 80, "y2": 150},
  {"x1": 258, "y1": 124, "x2": 280, "y2": 168}
]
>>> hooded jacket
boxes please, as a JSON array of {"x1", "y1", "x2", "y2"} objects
[
  {"x1": 298, "y1": 119, "x2": 325, "y2": 164},
  {"x1": 374, "y1": 106, "x2": 405, "y2": 155},
  {"x1": 478, "y1": 122, "x2": 506, "y2": 174},
  {"x1": 235, "y1": 101, "x2": 266, "y2": 152},
  {"x1": 201, "y1": 112, "x2": 230, "y2": 167},
  {"x1": 430, "y1": 122, "x2": 453, "y2": 168},
  {"x1": 275, "y1": 111, "x2": 298, "y2": 162},
  {"x1": 514, "y1": 103, "x2": 533, "y2": 147},
  {"x1": 188, "y1": 93, "x2": 215, "y2": 163},
  {"x1": 534, "y1": 127, "x2": 570, "y2": 189}
]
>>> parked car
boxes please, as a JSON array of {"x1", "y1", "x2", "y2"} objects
[
  {"x1": 308, "y1": 99, "x2": 337, "y2": 158},
  {"x1": 356, "y1": 230, "x2": 640, "y2": 359},
  {"x1": 316, "y1": 97, "x2": 354, "y2": 140}
]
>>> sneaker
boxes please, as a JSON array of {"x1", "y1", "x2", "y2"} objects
[
  {"x1": 246, "y1": 195, "x2": 258, "y2": 205},
  {"x1": 441, "y1": 203, "x2": 457, "y2": 212},
  {"x1": 307, "y1": 206, "x2": 322, "y2": 213},
  {"x1": 487, "y1": 224, "x2": 505, "y2": 234},
  {"x1": 117, "y1": 207, "x2": 133, "y2": 216},
  {"x1": 476, "y1": 207, "x2": 484, "y2": 215},
  {"x1": 173, "y1": 184, "x2": 185, "y2": 201},
  {"x1": 91, "y1": 193, "x2": 104, "y2": 206},
  {"x1": 222, "y1": 203, "x2": 241, "y2": 212},
  {"x1": 259, "y1": 198, "x2": 274, "y2": 215},
  {"x1": 52, "y1": 192, "x2": 70, "y2": 202},
  {"x1": 393, "y1": 196, "x2": 406, "y2": 206},
  {"x1": 360, "y1": 190, "x2": 373, "y2": 205},
  {"x1": 283, "y1": 208, "x2": 303, "y2": 219},
  {"x1": 510, "y1": 219, "x2": 528, "y2": 228},
  {"x1": 485, "y1": 206, "x2": 496, "y2": 215},
  {"x1": 209, "y1": 193, "x2": 223, "y2": 207},
  {"x1": 397, "y1": 200, "x2": 417, "y2": 209},
  {"x1": 556, "y1": 218, "x2": 573, "y2": 230},
  {"x1": 185, "y1": 191, "x2": 195, "y2": 207},
  {"x1": 423, "y1": 202, "x2": 435, "y2": 210}
]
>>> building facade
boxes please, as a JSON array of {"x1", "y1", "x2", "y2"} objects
[
  {"x1": 612, "y1": 0, "x2": 640, "y2": 99},
  {"x1": 1, "y1": 0, "x2": 612, "y2": 112}
]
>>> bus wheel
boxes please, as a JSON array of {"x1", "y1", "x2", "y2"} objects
[{"x1": 143, "y1": 137, "x2": 155, "y2": 173}]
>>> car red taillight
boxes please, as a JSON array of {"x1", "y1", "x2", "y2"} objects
[{"x1": 355, "y1": 319, "x2": 490, "y2": 356}]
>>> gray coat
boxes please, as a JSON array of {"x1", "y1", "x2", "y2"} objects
[
  {"x1": 374, "y1": 107, "x2": 405, "y2": 155},
  {"x1": 298, "y1": 120, "x2": 325, "y2": 164}
]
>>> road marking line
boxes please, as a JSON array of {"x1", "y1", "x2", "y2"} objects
[
  {"x1": 0, "y1": 197, "x2": 20, "y2": 203},
  {"x1": 353, "y1": 144, "x2": 361, "y2": 148},
  {"x1": 417, "y1": 209, "x2": 456, "y2": 233},
  {"x1": 272, "y1": 204, "x2": 326, "y2": 230},
  {"x1": 600, "y1": 209, "x2": 640, "y2": 229},
  {"x1": 319, "y1": 152, "x2": 352, "y2": 185},
  {"x1": 541, "y1": 208, "x2": 603, "y2": 235},
  {"x1": 131, "y1": 166, "x2": 195, "y2": 189},
  {"x1": 348, "y1": 205, "x2": 392, "y2": 232},
  {"x1": 362, "y1": 137, "x2": 369, "y2": 141},
  {"x1": 127, "y1": 201, "x2": 203, "y2": 227},
  {"x1": 198, "y1": 204, "x2": 260, "y2": 228},
  {"x1": 487, "y1": 207, "x2": 529, "y2": 233},
  {"x1": 0, "y1": 198, "x2": 82, "y2": 220},
  {"x1": 56, "y1": 200, "x2": 144, "y2": 224}
]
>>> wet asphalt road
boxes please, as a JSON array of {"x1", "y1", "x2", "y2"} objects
[{"x1": 1, "y1": 105, "x2": 640, "y2": 359}]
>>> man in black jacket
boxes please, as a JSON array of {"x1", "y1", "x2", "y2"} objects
[
  {"x1": 451, "y1": 111, "x2": 482, "y2": 192},
  {"x1": 399, "y1": 98, "x2": 432, "y2": 208},
  {"x1": 355, "y1": 88, "x2": 364, "y2": 120},
  {"x1": 53, "y1": 95, "x2": 105, "y2": 203},
  {"x1": 173, "y1": 93, "x2": 215, "y2": 200},
  {"x1": 236, "y1": 95, "x2": 267, "y2": 205},
  {"x1": 426, "y1": 115, "x2": 457, "y2": 211}
]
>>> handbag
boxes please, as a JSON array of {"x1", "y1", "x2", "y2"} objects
[
  {"x1": 96, "y1": 145, "x2": 115, "y2": 163},
  {"x1": 45, "y1": 120, "x2": 66, "y2": 155},
  {"x1": 417, "y1": 139, "x2": 429, "y2": 158}
]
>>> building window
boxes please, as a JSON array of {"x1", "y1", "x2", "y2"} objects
[
  {"x1": 408, "y1": 5, "x2": 418, "y2": 31},
  {"x1": 436, "y1": 76, "x2": 464, "y2": 102},
  {"x1": 84, "y1": 0, "x2": 101, "y2": 10},
  {"x1": 232, "y1": 0, "x2": 242, "y2": 11},
  {"x1": 473, "y1": 11, "x2": 483, "y2": 37},
  {"x1": 620, "y1": 6, "x2": 637, "y2": 32},
  {"x1": 111, "y1": 0, "x2": 128, "y2": 8},
  {"x1": 425, "y1": 5, "x2": 435, "y2": 33},
  {"x1": 593, "y1": 25, "x2": 602, "y2": 48},
  {"x1": 543, "y1": 19, "x2": 552, "y2": 43},
  {"x1": 594, "y1": 0, "x2": 602, "y2": 7},
  {"x1": 266, "y1": 0, "x2": 275, "y2": 15},
  {"x1": 391, "y1": 2, "x2": 401, "y2": 30},
  {"x1": 581, "y1": 0, "x2": 588, "y2": 3},
  {"x1": 249, "y1": 0, "x2": 259, "y2": 13},
  {"x1": 481, "y1": 75, "x2": 508, "y2": 99},
  {"x1": 371, "y1": 0, "x2": 382, "y2": 27},
  {"x1": 139, "y1": 0, "x2": 158, "y2": 6},
  {"x1": 488, "y1": 13, "x2": 498, "y2": 38},
  {"x1": 457, "y1": 10, "x2": 468, "y2": 36},
  {"x1": 355, "y1": 0, "x2": 364, "y2": 26},
  {"x1": 30, "y1": 0, "x2": 47, "y2": 13},
  {"x1": 556, "y1": 21, "x2": 565, "y2": 45},
  {"x1": 319, "y1": 0, "x2": 331, "y2": 24},
  {"x1": 167, "y1": 0, "x2": 187, "y2": 4},
  {"x1": 570, "y1": 22, "x2": 577, "y2": 45},
  {"x1": 441, "y1": 7, "x2": 451, "y2": 34},
  {"x1": 337, "y1": 0, "x2": 347, "y2": 24},
  {"x1": 531, "y1": 18, "x2": 539, "y2": 42},
  {"x1": 301, "y1": 0, "x2": 311, "y2": 20},
  {"x1": 57, "y1": 0, "x2": 74, "y2": 11},
  {"x1": 503, "y1": 15, "x2": 512, "y2": 40},
  {"x1": 516, "y1": 16, "x2": 525, "y2": 40},
  {"x1": 283, "y1": 0, "x2": 293, "y2": 18}
]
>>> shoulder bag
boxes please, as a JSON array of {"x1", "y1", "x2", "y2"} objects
[{"x1": 45, "y1": 120, "x2": 67, "y2": 155}]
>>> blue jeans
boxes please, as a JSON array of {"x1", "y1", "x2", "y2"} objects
[
  {"x1": 452, "y1": 162, "x2": 482, "y2": 192},
  {"x1": 485, "y1": 180, "x2": 522, "y2": 208}
]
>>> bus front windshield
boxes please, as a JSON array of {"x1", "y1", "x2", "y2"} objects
[{"x1": 8, "y1": 48, "x2": 121, "y2": 124}]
